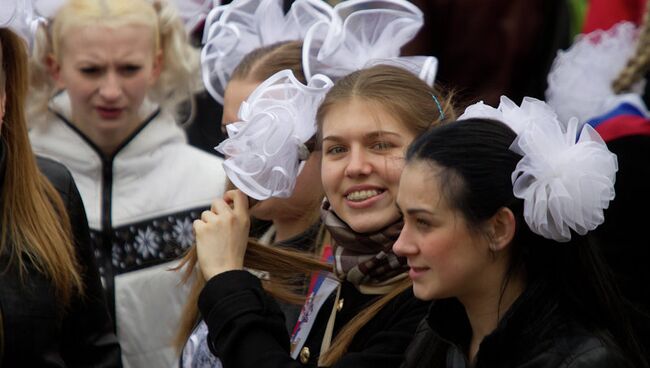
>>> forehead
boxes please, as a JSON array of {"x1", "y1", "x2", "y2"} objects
[
  {"x1": 321, "y1": 98, "x2": 413, "y2": 139},
  {"x1": 398, "y1": 161, "x2": 447, "y2": 207},
  {"x1": 59, "y1": 23, "x2": 155, "y2": 62},
  {"x1": 222, "y1": 79, "x2": 261, "y2": 123}
]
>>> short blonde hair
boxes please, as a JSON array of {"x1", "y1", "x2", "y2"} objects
[{"x1": 29, "y1": 0, "x2": 201, "y2": 118}]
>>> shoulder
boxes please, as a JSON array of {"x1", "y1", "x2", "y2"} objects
[
  {"x1": 35, "y1": 156, "x2": 75, "y2": 195},
  {"x1": 556, "y1": 335, "x2": 634, "y2": 368}
]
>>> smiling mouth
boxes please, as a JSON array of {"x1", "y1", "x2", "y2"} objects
[{"x1": 346, "y1": 189, "x2": 384, "y2": 202}]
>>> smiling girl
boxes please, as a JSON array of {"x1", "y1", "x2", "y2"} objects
[{"x1": 192, "y1": 64, "x2": 455, "y2": 367}]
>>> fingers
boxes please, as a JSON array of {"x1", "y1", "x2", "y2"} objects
[
  {"x1": 200, "y1": 209, "x2": 218, "y2": 223},
  {"x1": 228, "y1": 190, "x2": 249, "y2": 217}
]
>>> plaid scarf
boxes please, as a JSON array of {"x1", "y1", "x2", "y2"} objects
[{"x1": 320, "y1": 200, "x2": 409, "y2": 291}]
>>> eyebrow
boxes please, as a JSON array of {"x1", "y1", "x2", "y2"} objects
[
  {"x1": 322, "y1": 130, "x2": 403, "y2": 143},
  {"x1": 396, "y1": 203, "x2": 432, "y2": 215}
]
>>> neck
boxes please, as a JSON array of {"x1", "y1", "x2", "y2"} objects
[
  {"x1": 460, "y1": 272, "x2": 526, "y2": 364},
  {"x1": 273, "y1": 210, "x2": 319, "y2": 242}
]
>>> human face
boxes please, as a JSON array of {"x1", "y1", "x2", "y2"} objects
[
  {"x1": 221, "y1": 78, "x2": 260, "y2": 133},
  {"x1": 50, "y1": 24, "x2": 161, "y2": 153},
  {"x1": 393, "y1": 161, "x2": 496, "y2": 301},
  {"x1": 321, "y1": 99, "x2": 416, "y2": 233}
]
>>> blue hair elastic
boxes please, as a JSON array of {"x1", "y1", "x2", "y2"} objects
[{"x1": 431, "y1": 93, "x2": 445, "y2": 121}]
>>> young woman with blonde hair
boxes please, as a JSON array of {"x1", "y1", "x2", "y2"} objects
[
  {"x1": 0, "y1": 26, "x2": 120, "y2": 367},
  {"x1": 27, "y1": 0, "x2": 227, "y2": 366},
  {"x1": 193, "y1": 64, "x2": 456, "y2": 368}
]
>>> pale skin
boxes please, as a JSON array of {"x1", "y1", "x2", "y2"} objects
[
  {"x1": 195, "y1": 99, "x2": 418, "y2": 280},
  {"x1": 394, "y1": 162, "x2": 525, "y2": 364},
  {"x1": 47, "y1": 24, "x2": 162, "y2": 156}
]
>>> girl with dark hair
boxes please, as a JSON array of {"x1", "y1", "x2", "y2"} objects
[
  {"x1": 192, "y1": 64, "x2": 455, "y2": 368},
  {"x1": 396, "y1": 98, "x2": 647, "y2": 367}
]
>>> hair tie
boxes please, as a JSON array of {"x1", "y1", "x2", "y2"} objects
[{"x1": 431, "y1": 93, "x2": 445, "y2": 120}]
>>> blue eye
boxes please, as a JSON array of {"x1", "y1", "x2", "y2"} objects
[{"x1": 326, "y1": 146, "x2": 346, "y2": 155}]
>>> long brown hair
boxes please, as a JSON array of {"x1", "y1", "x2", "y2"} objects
[
  {"x1": 613, "y1": 1, "x2": 650, "y2": 93},
  {"x1": 316, "y1": 65, "x2": 455, "y2": 365},
  {"x1": 174, "y1": 39, "x2": 318, "y2": 350},
  {"x1": 0, "y1": 29, "x2": 83, "y2": 305},
  {"x1": 176, "y1": 64, "x2": 456, "y2": 364}
]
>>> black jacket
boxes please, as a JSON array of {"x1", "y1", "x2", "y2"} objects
[
  {"x1": 401, "y1": 283, "x2": 634, "y2": 368},
  {"x1": 0, "y1": 154, "x2": 121, "y2": 367},
  {"x1": 198, "y1": 270, "x2": 428, "y2": 367}
]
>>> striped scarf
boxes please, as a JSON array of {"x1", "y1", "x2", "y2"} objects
[{"x1": 320, "y1": 200, "x2": 408, "y2": 292}]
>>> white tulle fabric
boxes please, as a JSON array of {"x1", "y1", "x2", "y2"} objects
[
  {"x1": 546, "y1": 21, "x2": 648, "y2": 123},
  {"x1": 201, "y1": 0, "x2": 330, "y2": 104},
  {"x1": 461, "y1": 97, "x2": 618, "y2": 242},
  {"x1": 301, "y1": 0, "x2": 436, "y2": 84},
  {"x1": 459, "y1": 96, "x2": 560, "y2": 135},
  {"x1": 171, "y1": 0, "x2": 219, "y2": 34},
  {"x1": 0, "y1": 0, "x2": 44, "y2": 45},
  {"x1": 216, "y1": 70, "x2": 333, "y2": 200}
]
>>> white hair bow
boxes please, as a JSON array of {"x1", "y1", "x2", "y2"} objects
[{"x1": 461, "y1": 97, "x2": 618, "y2": 242}]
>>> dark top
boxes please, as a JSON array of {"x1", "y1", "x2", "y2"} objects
[
  {"x1": 272, "y1": 221, "x2": 322, "y2": 333},
  {"x1": 0, "y1": 149, "x2": 121, "y2": 367},
  {"x1": 198, "y1": 270, "x2": 428, "y2": 367},
  {"x1": 401, "y1": 283, "x2": 633, "y2": 368}
]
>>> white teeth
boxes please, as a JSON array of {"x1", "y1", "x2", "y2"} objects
[{"x1": 346, "y1": 190, "x2": 380, "y2": 201}]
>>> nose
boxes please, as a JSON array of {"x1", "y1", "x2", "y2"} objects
[
  {"x1": 344, "y1": 145, "x2": 372, "y2": 178},
  {"x1": 99, "y1": 72, "x2": 122, "y2": 102},
  {"x1": 393, "y1": 224, "x2": 418, "y2": 257}
]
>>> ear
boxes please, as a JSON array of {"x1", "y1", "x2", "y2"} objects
[
  {"x1": 149, "y1": 50, "x2": 163, "y2": 85},
  {"x1": 46, "y1": 54, "x2": 65, "y2": 89},
  {"x1": 487, "y1": 207, "x2": 516, "y2": 252}
]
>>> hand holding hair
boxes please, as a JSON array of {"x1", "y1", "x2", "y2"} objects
[{"x1": 193, "y1": 190, "x2": 251, "y2": 280}]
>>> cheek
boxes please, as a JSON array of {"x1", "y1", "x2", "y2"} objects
[
  {"x1": 320, "y1": 160, "x2": 339, "y2": 195},
  {"x1": 420, "y1": 233, "x2": 456, "y2": 270},
  {"x1": 60, "y1": 72, "x2": 93, "y2": 100},
  {"x1": 125, "y1": 77, "x2": 152, "y2": 99},
  {"x1": 383, "y1": 157, "x2": 406, "y2": 188}
]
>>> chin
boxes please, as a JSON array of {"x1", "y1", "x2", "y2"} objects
[
  {"x1": 340, "y1": 210, "x2": 401, "y2": 234},
  {"x1": 346, "y1": 219, "x2": 386, "y2": 234},
  {"x1": 412, "y1": 285, "x2": 436, "y2": 301}
]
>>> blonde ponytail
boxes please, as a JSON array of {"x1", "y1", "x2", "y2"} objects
[{"x1": 613, "y1": 1, "x2": 650, "y2": 93}]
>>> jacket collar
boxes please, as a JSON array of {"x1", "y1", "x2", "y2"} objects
[
  {"x1": 426, "y1": 282, "x2": 559, "y2": 366},
  {"x1": 31, "y1": 92, "x2": 186, "y2": 171}
]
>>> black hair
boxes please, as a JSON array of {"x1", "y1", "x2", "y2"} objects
[{"x1": 406, "y1": 118, "x2": 648, "y2": 367}]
